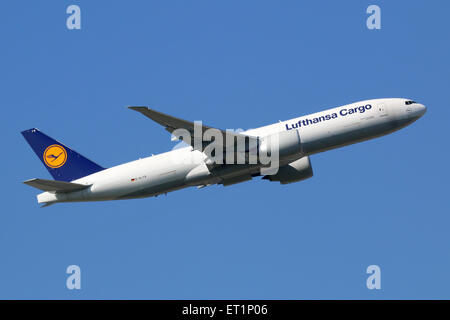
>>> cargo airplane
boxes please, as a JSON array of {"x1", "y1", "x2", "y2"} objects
[{"x1": 22, "y1": 98, "x2": 426, "y2": 206}]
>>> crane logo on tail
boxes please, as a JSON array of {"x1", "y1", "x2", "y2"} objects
[{"x1": 43, "y1": 144, "x2": 67, "y2": 168}]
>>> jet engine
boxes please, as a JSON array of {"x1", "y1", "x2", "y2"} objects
[
  {"x1": 185, "y1": 163, "x2": 214, "y2": 186},
  {"x1": 262, "y1": 156, "x2": 313, "y2": 184},
  {"x1": 258, "y1": 129, "x2": 303, "y2": 162}
]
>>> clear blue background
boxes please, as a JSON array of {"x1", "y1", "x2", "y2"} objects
[{"x1": 1, "y1": 0, "x2": 449, "y2": 299}]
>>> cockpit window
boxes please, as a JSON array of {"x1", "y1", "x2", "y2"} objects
[{"x1": 405, "y1": 100, "x2": 417, "y2": 105}]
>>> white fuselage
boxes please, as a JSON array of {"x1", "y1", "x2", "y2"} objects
[{"x1": 37, "y1": 98, "x2": 426, "y2": 204}]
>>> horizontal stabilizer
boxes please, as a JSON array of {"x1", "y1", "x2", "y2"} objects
[{"x1": 23, "y1": 178, "x2": 91, "y2": 193}]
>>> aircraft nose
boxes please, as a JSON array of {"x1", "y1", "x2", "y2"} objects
[{"x1": 416, "y1": 103, "x2": 427, "y2": 117}]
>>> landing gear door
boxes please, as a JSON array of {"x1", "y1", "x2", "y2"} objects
[{"x1": 378, "y1": 103, "x2": 388, "y2": 117}]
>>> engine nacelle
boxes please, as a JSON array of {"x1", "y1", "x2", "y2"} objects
[
  {"x1": 263, "y1": 156, "x2": 313, "y2": 184},
  {"x1": 185, "y1": 163, "x2": 212, "y2": 186},
  {"x1": 258, "y1": 129, "x2": 303, "y2": 162}
]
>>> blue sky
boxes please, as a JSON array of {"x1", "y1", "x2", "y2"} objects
[{"x1": 1, "y1": 0, "x2": 449, "y2": 299}]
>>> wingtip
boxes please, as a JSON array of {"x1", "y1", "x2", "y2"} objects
[
  {"x1": 128, "y1": 106, "x2": 148, "y2": 111},
  {"x1": 40, "y1": 202, "x2": 55, "y2": 208}
]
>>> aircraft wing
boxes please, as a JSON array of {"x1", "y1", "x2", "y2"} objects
[{"x1": 128, "y1": 106, "x2": 258, "y2": 153}]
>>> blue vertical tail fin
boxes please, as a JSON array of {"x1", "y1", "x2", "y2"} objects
[{"x1": 21, "y1": 128, "x2": 105, "y2": 182}]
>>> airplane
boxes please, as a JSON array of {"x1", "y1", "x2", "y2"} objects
[{"x1": 21, "y1": 98, "x2": 426, "y2": 206}]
